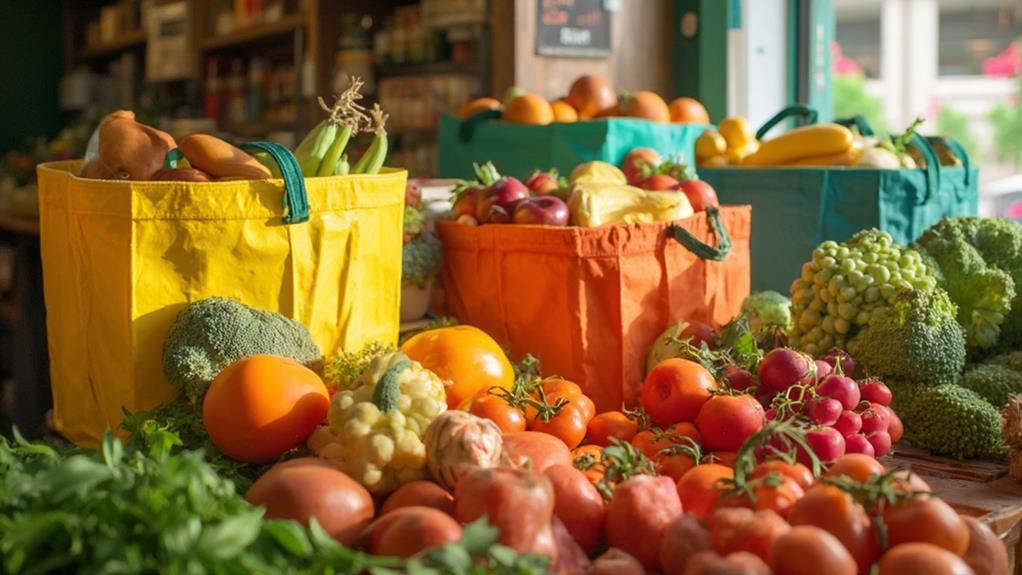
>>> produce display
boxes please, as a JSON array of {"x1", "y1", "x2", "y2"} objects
[
  {"x1": 457, "y1": 74, "x2": 711, "y2": 126},
  {"x1": 76, "y1": 78, "x2": 390, "y2": 182}
]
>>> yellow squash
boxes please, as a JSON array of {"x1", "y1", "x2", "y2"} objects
[
  {"x1": 568, "y1": 183, "x2": 693, "y2": 227},
  {"x1": 742, "y1": 124, "x2": 853, "y2": 167},
  {"x1": 783, "y1": 140, "x2": 864, "y2": 167}
]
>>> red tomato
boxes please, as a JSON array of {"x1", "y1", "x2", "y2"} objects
[
  {"x1": 769, "y1": 525, "x2": 858, "y2": 575},
  {"x1": 366, "y1": 506, "x2": 462, "y2": 558},
  {"x1": 571, "y1": 444, "x2": 606, "y2": 483},
  {"x1": 877, "y1": 543, "x2": 974, "y2": 575},
  {"x1": 586, "y1": 411, "x2": 639, "y2": 447},
  {"x1": 529, "y1": 400, "x2": 592, "y2": 449},
  {"x1": 709, "y1": 451, "x2": 738, "y2": 468},
  {"x1": 717, "y1": 475, "x2": 805, "y2": 519},
  {"x1": 961, "y1": 516, "x2": 1010, "y2": 575},
  {"x1": 592, "y1": 548, "x2": 646, "y2": 575},
  {"x1": 677, "y1": 179, "x2": 720, "y2": 212},
  {"x1": 659, "y1": 514, "x2": 712, "y2": 575},
  {"x1": 676, "y1": 464, "x2": 734, "y2": 522},
  {"x1": 454, "y1": 467, "x2": 557, "y2": 557},
  {"x1": 658, "y1": 451, "x2": 697, "y2": 482},
  {"x1": 753, "y1": 461, "x2": 815, "y2": 491},
  {"x1": 605, "y1": 475, "x2": 684, "y2": 571},
  {"x1": 641, "y1": 359, "x2": 717, "y2": 427},
  {"x1": 621, "y1": 147, "x2": 662, "y2": 185},
  {"x1": 695, "y1": 393, "x2": 766, "y2": 451},
  {"x1": 824, "y1": 454, "x2": 885, "y2": 483},
  {"x1": 380, "y1": 480, "x2": 454, "y2": 516},
  {"x1": 684, "y1": 551, "x2": 771, "y2": 575},
  {"x1": 544, "y1": 464, "x2": 606, "y2": 554},
  {"x1": 469, "y1": 394, "x2": 527, "y2": 433},
  {"x1": 883, "y1": 497, "x2": 969, "y2": 556},
  {"x1": 709, "y1": 507, "x2": 791, "y2": 564},
  {"x1": 788, "y1": 485, "x2": 878, "y2": 574},
  {"x1": 632, "y1": 422, "x2": 703, "y2": 462},
  {"x1": 502, "y1": 431, "x2": 572, "y2": 473}
]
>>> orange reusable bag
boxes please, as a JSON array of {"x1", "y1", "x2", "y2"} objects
[{"x1": 436, "y1": 206, "x2": 751, "y2": 412}]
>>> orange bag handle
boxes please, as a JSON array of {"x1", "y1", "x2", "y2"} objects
[{"x1": 667, "y1": 206, "x2": 732, "y2": 261}]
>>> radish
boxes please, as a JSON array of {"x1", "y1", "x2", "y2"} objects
[
  {"x1": 814, "y1": 360, "x2": 833, "y2": 382},
  {"x1": 764, "y1": 408, "x2": 778, "y2": 421},
  {"x1": 859, "y1": 379, "x2": 892, "y2": 406},
  {"x1": 866, "y1": 431, "x2": 892, "y2": 457},
  {"x1": 821, "y1": 348, "x2": 856, "y2": 377},
  {"x1": 638, "y1": 174, "x2": 680, "y2": 191},
  {"x1": 816, "y1": 373, "x2": 861, "y2": 411},
  {"x1": 757, "y1": 348, "x2": 816, "y2": 398},
  {"x1": 724, "y1": 363, "x2": 755, "y2": 392},
  {"x1": 621, "y1": 148, "x2": 661, "y2": 185},
  {"x1": 844, "y1": 434, "x2": 875, "y2": 457},
  {"x1": 808, "y1": 398, "x2": 842, "y2": 426},
  {"x1": 887, "y1": 408, "x2": 904, "y2": 443},
  {"x1": 860, "y1": 404, "x2": 891, "y2": 435},
  {"x1": 800, "y1": 427, "x2": 846, "y2": 465},
  {"x1": 834, "y1": 410, "x2": 862, "y2": 437}
]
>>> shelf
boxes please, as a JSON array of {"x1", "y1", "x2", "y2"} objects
[
  {"x1": 219, "y1": 119, "x2": 299, "y2": 138},
  {"x1": 199, "y1": 14, "x2": 305, "y2": 52},
  {"x1": 74, "y1": 29, "x2": 147, "y2": 63},
  {"x1": 375, "y1": 60, "x2": 482, "y2": 78}
]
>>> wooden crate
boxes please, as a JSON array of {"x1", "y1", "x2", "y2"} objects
[{"x1": 887, "y1": 447, "x2": 1022, "y2": 574}]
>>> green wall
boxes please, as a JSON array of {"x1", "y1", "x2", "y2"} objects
[{"x1": 0, "y1": 0, "x2": 64, "y2": 154}]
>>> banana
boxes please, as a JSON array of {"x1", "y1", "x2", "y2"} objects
[
  {"x1": 334, "y1": 154, "x2": 349, "y2": 176},
  {"x1": 351, "y1": 105, "x2": 389, "y2": 175},
  {"x1": 294, "y1": 120, "x2": 338, "y2": 177},
  {"x1": 316, "y1": 125, "x2": 354, "y2": 177}
]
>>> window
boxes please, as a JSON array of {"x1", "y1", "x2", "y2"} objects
[
  {"x1": 938, "y1": 0, "x2": 1022, "y2": 76},
  {"x1": 835, "y1": 1, "x2": 883, "y2": 79}
]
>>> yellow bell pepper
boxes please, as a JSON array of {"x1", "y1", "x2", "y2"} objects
[
  {"x1": 569, "y1": 161, "x2": 627, "y2": 185},
  {"x1": 718, "y1": 117, "x2": 756, "y2": 150},
  {"x1": 742, "y1": 124, "x2": 853, "y2": 167},
  {"x1": 568, "y1": 183, "x2": 693, "y2": 227}
]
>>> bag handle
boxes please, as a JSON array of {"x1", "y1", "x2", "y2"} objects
[
  {"x1": 457, "y1": 109, "x2": 504, "y2": 144},
  {"x1": 239, "y1": 141, "x2": 310, "y2": 225},
  {"x1": 932, "y1": 136, "x2": 972, "y2": 188},
  {"x1": 909, "y1": 134, "x2": 943, "y2": 206},
  {"x1": 755, "y1": 104, "x2": 819, "y2": 141},
  {"x1": 667, "y1": 206, "x2": 732, "y2": 261},
  {"x1": 834, "y1": 115, "x2": 875, "y2": 137}
]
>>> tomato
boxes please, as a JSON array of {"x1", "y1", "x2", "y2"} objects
[
  {"x1": 632, "y1": 422, "x2": 702, "y2": 461},
  {"x1": 883, "y1": 497, "x2": 969, "y2": 556},
  {"x1": 592, "y1": 548, "x2": 645, "y2": 575},
  {"x1": 401, "y1": 325, "x2": 514, "y2": 409},
  {"x1": 658, "y1": 451, "x2": 697, "y2": 482},
  {"x1": 770, "y1": 525, "x2": 857, "y2": 575},
  {"x1": 709, "y1": 507, "x2": 791, "y2": 564},
  {"x1": 544, "y1": 464, "x2": 606, "y2": 554},
  {"x1": 709, "y1": 451, "x2": 738, "y2": 468},
  {"x1": 605, "y1": 475, "x2": 684, "y2": 571},
  {"x1": 684, "y1": 551, "x2": 771, "y2": 575},
  {"x1": 366, "y1": 506, "x2": 462, "y2": 558},
  {"x1": 695, "y1": 393, "x2": 766, "y2": 452},
  {"x1": 204, "y1": 355, "x2": 329, "y2": 464},
  {"x1": 469, "y1": 393, "x2": 527, "y2": 433},
  {"x1": 789, "y1": 485, "x2": 878, "y2": 574},
  {"x1": 877, "y1": 543, "x2": 973, "y2": 575},
  {"x1": 642, "y1": 359, "x2": 717, "y2": 427},
  {"x1": 502, "y1": 431, "x2": 572, "y2": 473},
  {"x1": 541, "y1": 378, "x2": 585, "y2": 400},
  {"x1": 246, "y1": 458, "x2": 373, "y2": 547},
  {"x1": 529, "y1": 401, "x2": 591, "y2": 449},
  {"x1": 550, "y1": 516, "x2": 592, "y2": 575},
  {"x1": 753, "y1": 461, "x2": 815, "y2": 491},
  {"x1": 961, "y1": 516, "x2": 1010, "y2": 575},
  {"x1": 659, "y1": 514, "x2": 712, "y2": 575},
  {"x1": 586, "y1": 411, "x2": 639, "y2": 447},
  {"x1": 718, "y1": 475, "x2": 805, "y2": 519},
  {"x1": 676, "y1": 464, "x2": 734, "y2": 522},
  {"x1": 380, "y1": 480, "x2": 454, "y2": 516},
  {"x1": 621, "y1": 147, "x2": 662, "y2": 185},
  {"x1": 454, "y1": 467, "x2": 557, "y2": 557},
  {"x1": 571, "y1": 444, "x2": 606, "y2": 483},
  {"x1": 677, "y1": 179, "x2": 720, "y2": 212},
  {"x1": 825, "y1": 454, "x2": 885, "y2": 483}
]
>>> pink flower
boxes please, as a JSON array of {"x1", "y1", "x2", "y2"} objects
[
  {"x1": 983, "y1": 42, "x2": 1022, "y2": 77},
  {"x1": 831, "y1": 42, "x2": 863, "y2": 76}
]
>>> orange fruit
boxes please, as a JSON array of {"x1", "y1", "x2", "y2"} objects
[
  {"x1": 503, "y1": 94, "x2": 555, "y2": 125},
  {"x1": 551, "y1": 99, "x2": 579, "y2": 122},
  {"x1": 668, "y1": 97, "x2": 710, "y2": 124},
  {"x1": 458, "y1": 97, "x2": 502, "y2": 119}
]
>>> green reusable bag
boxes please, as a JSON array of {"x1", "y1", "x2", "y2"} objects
[
  {"x1": 437, "y1": 111, "x2": 709, "y2": 180},
  {"x1": 699, "y1": 106, "x2": 979, "y2": 293}
]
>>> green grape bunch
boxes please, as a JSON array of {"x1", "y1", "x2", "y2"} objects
[{"x1": 789, "y1": 229, "x2": 938, "y2": 356}]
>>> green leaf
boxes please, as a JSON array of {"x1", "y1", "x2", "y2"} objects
[
  {"x1": 263, "y1": 520, "x2": 314, "y2": 558},
  {"x1": 101, "y1": 433, "x2": 124, "y2": 468},
  {"x1": 197, "y1": 508, "x2": 265, "y2": 560},
  {"x1": 39, "y1": 456, "x2": 113, "y2": 498},
  {"x1": 307, "y1": 517, "x2": 340, "y2": 551},
  {"x1": 457, "y1": 518, "x2": 499, "y2": 556},
  {"x1": 162, "y1": 517, "x2": 202, "y2": 555}
]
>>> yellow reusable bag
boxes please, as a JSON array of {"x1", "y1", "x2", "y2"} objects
[{"x1": 37, "y1": 155, "x2": 405, "y2": 446}]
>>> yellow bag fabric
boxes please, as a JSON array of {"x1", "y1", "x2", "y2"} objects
[{"x1": 37, "y1": 161, "x2": 405, "y2": 445}]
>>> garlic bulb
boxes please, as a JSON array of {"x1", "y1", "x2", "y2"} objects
[{"x1": 424, "y1": 410, "x2": 504, "y2": 490}]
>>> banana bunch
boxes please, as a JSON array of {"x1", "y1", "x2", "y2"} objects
[{"x1": 293, "y1": 77, "x2": 390, "y2": 177}]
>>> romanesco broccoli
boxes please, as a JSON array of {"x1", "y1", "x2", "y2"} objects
[
  {"x1": 889, "y1": 381, "x2": 1004, "y2": 459},
  {"x1": 988, "y1": 350, "x2": 1022, "y2": 375},
  {"x1": 402, "y1": 231, "x2": 443, "y2": 288},
  {"x1": 163, "y1": 297, "x2": 322, "y2": 405},
  {"x1": 847, "y1": 288, "x2": 966, "y2": 386},
  {"x1": 961, "y1": 364, "x2": 1022, "y2": 408},
  {"x1": 915, "y1": 217, "x2": 1022, "y2": 351}
]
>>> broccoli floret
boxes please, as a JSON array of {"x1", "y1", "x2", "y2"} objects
[
  {"x1": 402, "y1": 231, "x2": 443, "y2": 288},
  {"x1": 961, "y1": 364, "x2": 1022, "y2": 408},
  {"x1": 163, "y1": 297, "x2": 322, "y2": 405},
  {"x1": 915, "y1": 217, "x2": 1022, "y2": 351},
  {"x1": 987, "y1": 350, "x2": 1022, "y2": 374},
  {"x1": 847, "y1": 288, "x2": 966, "y2": 386},
  {"x1": 889, "y1": 381, "x2": 1004, "y2": 459},
  {"x1": 742, "y1": 290, "x2": 792, "y2": 332}
]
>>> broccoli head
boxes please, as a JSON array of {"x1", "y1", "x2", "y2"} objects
[
  {"x1": 847, "y1": 288, "x2": 966, "y2": 386},
  {"x1": 961, "y1": 364, "x2": 1022, "y2": 408},
  {"x1": 889, "y1": 381, "x2": 1004, "y2": 459},
  {"x1": 163, "y1": 297, "x2": 322, "y2": 405},
  {"x1": 988, "y1": 350, "x2": 1022, "y2": 375},
  {"x1": 742, "y1": 290, "x2": 792, "y2": 333},
  {"x1": 402, "y1": 231, "x2": 443, "y2": 288},
  {"x1": 915, "y1": 217, "x2": 1022, "y2": 351}
]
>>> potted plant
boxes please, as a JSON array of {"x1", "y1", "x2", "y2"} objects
[{"x1": 401, "y1": 183, "x2": 443, "y2": 322}]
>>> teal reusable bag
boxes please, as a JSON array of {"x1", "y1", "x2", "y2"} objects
[
  {"x1": 437, "y1": 112, "x2": 709, "y2": 180},
  {"x1": 699, "y1": 106, "x2": 979, "y2": 293}
]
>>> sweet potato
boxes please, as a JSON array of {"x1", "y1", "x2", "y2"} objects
[{"x1": 180, "y1": 134, "x2": 271, "y2": 180}]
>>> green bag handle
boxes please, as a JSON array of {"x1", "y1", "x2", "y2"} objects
[
  {"x1": 667, "y1": 206, "x2": 732, "y2": 261},
  {"x1": 834, "y1": 115, "x2": 875, "y2": 138},
  {"x1": 240, "y1": 141, "x2": 310, "y2": 225},
  {"x1": 909, "y1": 133, "x2": 943, "y2": 206},
  {"x1": 458, "y1": 109, "x2": 504, "y2": 144},
  {"x1": 755, "y1": 104, "x2": 819, "y2": 141},
  {"x1": 164, "y1": 148, "x2": 185, "y2": 168},
  {"x1": 932, "y1": 136, "x2": 972, "y2": 188}
]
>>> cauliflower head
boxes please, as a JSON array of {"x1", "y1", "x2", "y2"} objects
[{"x1": 308, "y1": 351, "x2": 447, "y2": 493}]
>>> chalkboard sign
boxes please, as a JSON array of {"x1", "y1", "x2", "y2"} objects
[{"x1": 536, "y1": 0, "x2": 611, "y2": 59}]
